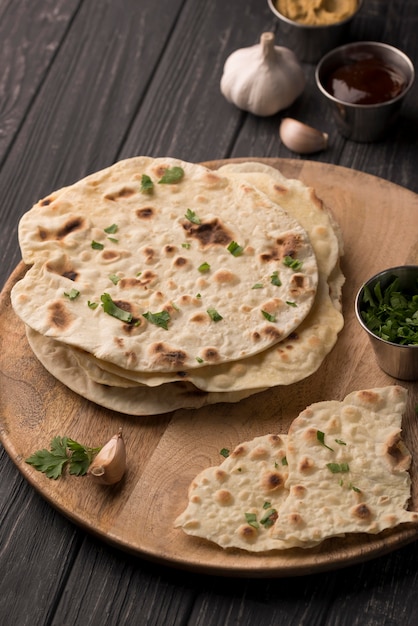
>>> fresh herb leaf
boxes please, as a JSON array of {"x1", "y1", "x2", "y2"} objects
[
  {"x1": 196, "y1": 356, "x2": 204, "y2": 363},
  {"x1": 198, "y1": 261, "x2": 210, "y2": 273},
  {"x1": 104, "y1": 223, "x2": 118, "y2": 234},
  {"x1": 109, "y1": 274, "x2": 120, "y2": 285},
  {"x1": 101, "y1": 293, "x2": 133, "y2": 323},
  {"x1": 317, "y1": 430, "x2": 334, "y2": 451},
  {"x1": 220, "y1": 448, "x2": 230, "y2": 458},
  {"x1": 140, "y1": 174, "x2": 154, "y2": 193},
  {"x1": 88, "y1": 300, "x2": 99, "y2": 309},
  {"x1": 207, "y1": 307, "x2": 223, "y2": 322},
  {"x1": 64, "y1": 288, "x2": 80, "y2": 300},
  {"x1": 263, "y1": 501, "x2": 271, "y2": 509},
  {"x1": 107, "y1": 237, "x2": 119, "y2": 243},
  {"x1": 283, "y1": 255, "x2": 303, "y2": 271},
  {"x1": 281, "y1": 456, "x2": 288, "y2": 466},
  {"x1": 360, "y1": 275, "x2": 418, "y2": 345},
  {"x1": 270, "y1": 271, "x2": 282, "y2": 287},
  {"x1": 91, "y1": 240, "x2": 104, "y2": 250},
  {"x1": 349, "y1": 483, "x2": 362, "y2": 493},
  {"x1": 335, "y1": 439, "x2": 347, "y2": 446},
  {"x1": 260, "y1": 508, "x2": 278, "y2": 528},
  {"x1": 182, "y1": 242, "x2": 191, "y2": 249},
  {"x1": 185, "y1": 208, "x2": 201, "y2": 224},
  {"x1": 252, "y1": 283, "x2": 263, "y2": 289},
  {"x1": 326, "y1": 462, "x2": 350, "y2": 474},
  {"x1": 227, "y1": 241, "x2": 244, "y2": 257},
  {"x1": 67, "y1": 439, "x2": 101, "y2": 476},
  {"x1": 143, "y1": 310, "x2": 171, "y2": 330},
  {"x1": 158, "y1": 166, "x2": 184, "y2": 184},
  {"x1": 262, "y1": 310, "x2": 276, "y2": 322},
  {"x1": 25, "y1": 436, "x2": 101, "y2": 479},
  {"x1": 245, "y1": 512, "x2": 259, "y2": 529},
  {"x1": 286, "y1": 301, "x2": 297, "y2": 307}
]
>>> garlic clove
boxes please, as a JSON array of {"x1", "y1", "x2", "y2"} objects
[
  {"x1": 88, "y1": 429, "x2": 126, "y2": 485},
  {"x1": 279, "y1": 118, "x2": 328, "y2": 154}
]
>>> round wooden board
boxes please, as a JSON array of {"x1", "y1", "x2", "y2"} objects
[{"x1": 1, "y1": 158, "x2": 418, "y2": 578}]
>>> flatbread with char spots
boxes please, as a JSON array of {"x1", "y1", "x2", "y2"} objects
[
  {"x1": 175, "y1": 386, "x2": 418, "y2": 551},
  {"x1": 11, "y1": 157, "x2": 318, "y2": 373}
]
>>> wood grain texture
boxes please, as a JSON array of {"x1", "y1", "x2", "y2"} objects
[
  {"x1": 1, "y1": 159, "x2": 418, "y2": 579},
  {"x1": 1, "y1": 0, "x2": 418, "y2": 624}
]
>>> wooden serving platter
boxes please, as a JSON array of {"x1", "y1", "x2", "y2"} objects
[{"x1": 1, "y1": 158, "x2": 418, "y2": 577}]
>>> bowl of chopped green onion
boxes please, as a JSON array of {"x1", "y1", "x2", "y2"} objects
[{"x1": 355, "y1": 265, "x2": 418, "y2": 380}]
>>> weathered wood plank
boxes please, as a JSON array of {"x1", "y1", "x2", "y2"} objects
[{"x1": 1, "y1": 0, "x2": 418, "y2": 625}]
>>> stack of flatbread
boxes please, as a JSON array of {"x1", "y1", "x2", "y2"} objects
[
  {"x1": 11, "y1": 157, "x2": 344, "y2": 415},
  {"x1": 175, "y1": 386, "x2": 418, "y2": 550}
]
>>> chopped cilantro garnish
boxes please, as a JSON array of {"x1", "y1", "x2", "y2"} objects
[
  {"x1": 198, "y1": 261, "x2": 211, "y2": 273},
  {"x1": 220, "y1": 448, "x2": 230, "y2": 458},
  {"x1": 109, "y1": 274, "x2": 120, "y2": 285},
  {"x1": 88, "y1": 301, "x2": 99, "y2": 309},
  {"x1": 360, "y1": 275, "x2": 418, "y2": 345},
  {"x1": 104, "y1": 223, "x2": 118, "y2": 234},
  {"x1": 227, "y1": 241, "x2": 244, "y2": 257},
  {"x1": 107, "y1": 237, "x2": 119, "y2": 243},
  {"x1": 101, "y1": 293, "x2": 133, "y2": 323},
  {"x1": 185, "y1": 208, "x2": 201, "y2": 224},
  {"x1": 262, "y1": 310, "x2": 276, "y2": 322},
  {"x1": 207, "y1": 307, "x2": 223, "y2": 322},
  {"x1": 260, "y1": 508, "x2": 278, "y2": 528},
  {"x1": 317, "y1": 430, "x2": 334, "y2": 451},
  {"x1": 286, "y1": 301, "x2": 297, "y2": 307},
  {"x1": 91, "y1": 240, "x2": 104, "y2": 250},
  {"x1": 270, "y1": 271, "x2": 282, "y2": 287},
  {"x1": 263, "y1": 501, "x2": 271, "y2": 509},
  {"x1": 140, "y1": 174, "x2": 154, "y2": 193},
  {"x1": 143, "y1": 310, "x2": 171, "y2": 330},
  {"x1": 158, "y1": 166, "x2": 184, "y2": 184},
  {"x1": 64, "y1": 288, "x2": 80, "y2": 300},
  {"x1": 245, "y1": 512, "x2": 259, "y2": 529},
  {"x1": 326, "y1": 462, "x2": 350, "y2": 474},
  {"x1": 182, "y1": 242, "x2": 191, "y2": 249},
  {"x1": 196, "y1": 356, "x2": 204, "y2": 363},
  {"x1": 335, "y1": 439, "x2": 347, "y2": 446},
  {"x1": 283, "y1": 255, "x2": 303, "y2": 271},
  {"x1": 281, "y1": 456, "x2": 288, "y2": 466},
  {"x1": 252, "y1": 283, "x2": 263, "y2": 289}
]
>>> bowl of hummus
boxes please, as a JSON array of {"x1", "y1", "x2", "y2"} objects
[{"x1": 267, "y1": 0, "x2": 363, "y2": 63}]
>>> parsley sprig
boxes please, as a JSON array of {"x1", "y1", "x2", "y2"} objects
[{"x1": 26, "y1": 436, "x2": 101, "y2": 479}]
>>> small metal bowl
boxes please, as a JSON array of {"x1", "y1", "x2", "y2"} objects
[
  {"x1": 267, "y1": 0, "x2": 363, "y2": 63},
  {"x1": 355, "y1": 266, "x2": 418, "y2": 381},
  {"x1": 315, "y1": 41, "x2": 415, "y2": 141}
]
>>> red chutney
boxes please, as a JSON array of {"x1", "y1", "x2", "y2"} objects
[{"x1": 325, "y1": 54, "x2": 407, "y2": 105}]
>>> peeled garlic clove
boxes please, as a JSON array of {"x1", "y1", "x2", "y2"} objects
[
  {"x1": 279, "y1": 118, "x2": 328, "y2": 154},
  {"x1": 88, "y1": 429, "x2": 126, "y2": 485}
]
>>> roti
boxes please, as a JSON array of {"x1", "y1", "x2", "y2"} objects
[
  {"x1": 175, "y1": 386, "x2": 418, "y2": 551},
  {"x1": 11, "y1": 157, "x2": 318, "y2": 373}
]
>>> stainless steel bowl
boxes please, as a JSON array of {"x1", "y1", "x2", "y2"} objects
[
  {"x1": 315, "y1": 41, "x2": 415, "y2": 141},
  {"x1": 267, "y1": 0, "x2": 363, "y2": 63},
  {"x1": 355, "y1": 266, "x2": 418, "y2": 381}
]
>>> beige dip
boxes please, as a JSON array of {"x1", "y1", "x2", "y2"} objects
[{"x1": 276, "y1": 0, "x2": 358, "y2": 26}]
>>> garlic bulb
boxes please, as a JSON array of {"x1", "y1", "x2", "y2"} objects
[
  {"x1": 220, "y1": 32, "x2": 305, "y2": 117},
  {"x1": 279, "y1": 117, "x2": 328, "y2": 154},
  {"x1": 88, "y1": 429, "x2": 126, "y2": 485}
]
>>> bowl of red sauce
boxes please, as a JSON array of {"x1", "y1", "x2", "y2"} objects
[{"x1": 315, "y1": 41, "x2": 414, "y2": 141}]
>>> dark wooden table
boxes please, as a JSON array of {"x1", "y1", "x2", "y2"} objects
[{"x1": 1, "y1": 1, "x2": 418, "y2": 624}]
